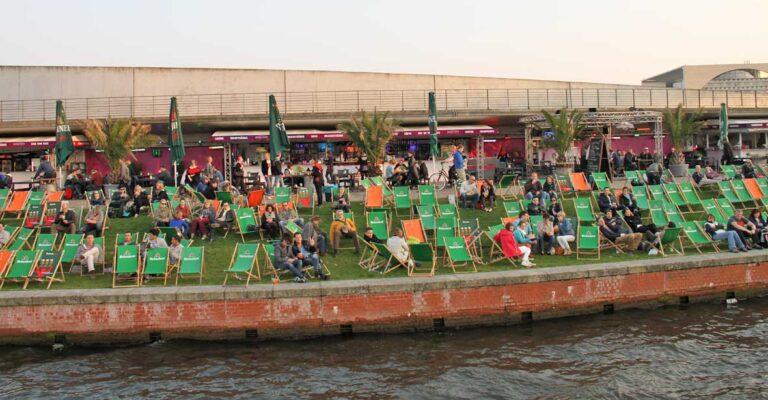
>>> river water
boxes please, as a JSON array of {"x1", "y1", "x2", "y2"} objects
[{"x1": 2, "y1": 298, "x2": 768, "y2": 399}]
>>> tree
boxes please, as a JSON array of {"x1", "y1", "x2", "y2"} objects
[
  {"x1": 538, "y1": 108, "x2": 585, "y2": 163},
  {"x1": 83, "y1": 118, "x2": 159, "y2": 180},
  {"x1": 338, "y1": 111, "x2": 400, "y2": 165},
  {"x1": 663, "y1": 104, "x2": 705, "y2": 157}
]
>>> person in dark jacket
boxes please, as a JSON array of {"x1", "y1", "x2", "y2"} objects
[
  {"x1": 619, "y1": 186, "x2": 639, "y2": 214},
  {"x1": 310, "y1": 160, "x2": 324, "y2": 206},
  {"x1": 597, "y1": 188, "x2": 622, "y2": 214},
  {"x1": 34, "y1": 155, "x2": 56, "y2": 180},
  {"x1": 274, "y1": 234, "x2": 308, "y2": 283},
  {"x1": 363, "y1": 226, "x2": 384, "y2": 244},
  {"x1": 742, "y1": 159, "x2": 757, "y2": 179},
  {"x1": 292, "y1": 232, "x2": 326, "y2": 280}
]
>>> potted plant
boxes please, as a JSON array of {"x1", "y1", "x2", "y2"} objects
[
  {"x1": 338, "y1": 110, "x2": 400, "y2": 167},
  {"x1": 538, "y1": 108, "x2": 585, "y2": 175},
  {"x1": 83, "y1": 118, "x2": 159, "y2": 183},
  {"x1": 663, "y1": 105, "x2": 705, "y2": 177}
]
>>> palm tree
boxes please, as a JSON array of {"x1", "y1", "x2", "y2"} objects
[
  {"x1": 538, "y1": 108, "x2": 585, "y2": 163},
  {"x1": 663, "y1": 104, "x2": 705, "y2": 159},
  {"x1": 83, "y1": 118, "x2": 159, "y2": 180},
  {"x1": 338, "y1": 111, "x2": 400, "y2": 165}
]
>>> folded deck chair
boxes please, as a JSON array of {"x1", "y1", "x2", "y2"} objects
[
  {"x1": 459, "y1": 218, "x2": 483, "y2": 261},
  {"x1": 175, "y1": 246, "x2": 205, "y2": 285},
  {"x1": 442, "y1": 236, "x2": 478, "y2": 273},
  {"x1": 366, "y1": 210, "x2": 390, "y2": 241},
  {"x1": 0, "y1": 250, "x2": 39, "y2": 289},
  {"x1": 359, "y1": 239, "x2": 380, "y2": 271},
  {"x1": 576, "y1": 225, "x2": 600, "y2": 260},
  {"x1": 224, "y1": 243, "x2": 261, "y2": 286},
  {"x1": 393, "y1": 186, "x2": 413, "y2": 216},
  {"x1": 113, "y1": 244, "x2": 141, "y2": 288},
  {"x1": 143, "y1": 246, "x2": 171, "y2": 286},
  {"x1": 418, "y1": 185, "x2": 438, "y2": 207},
  {"x1": 497, "y1": 174, "x2": 518, "y2": 200}
]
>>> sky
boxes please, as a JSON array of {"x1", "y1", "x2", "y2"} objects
[{"x1": 0, "y1": 0, "x2": 766, "y2": 85}]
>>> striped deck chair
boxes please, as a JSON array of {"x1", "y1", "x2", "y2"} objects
[
  {"x1": 366, "y1": 210, "x2": 390, "y2": 241},
  {"x1": 418, "y1": 185, "x2": 438, "y2": 207},
  {"x1": 416, "y1": 205, "x2": 436, "y2": 231},
  {"x1": 2, "y1": 191, "x2": 30, "y2": 219},
  {"x1": 143, "y1": 246, "x2": 171, "y2": 286},
  {"x1": 573, "y1": 197, "x2": 595, "y2": 224},
  {"x1": 569, "y1": 172, "x2": 591, "y2": 193},
  {"x1": 442, "y1": 236, "x2": 478, "y2": 273},
  {"x1": 402, "y1": 219, "x2": 429, "y2": 245},
  {"x1": 223, "y1": 243, "x2": 260, "y2": 285},
  {"x1": 358, "y1": 238, "x2": 380, "y2": 271},
  {"x1": 503, "y1": 201, "x2": 522, "y2": 218},
  {"x1": 365, "y1": 185, "x2": 384, "y2": 210},
  {"x1": 113, "y1": 244, "x2": 141, "y2": 288},
  {"x1": 175, "y1": 246, "x2": 204, "y2": 285},
  {"x1": 576, "y1": 224, "x2": 600, "y2": 260},
  {"x1": 393, "y1": 186, "x2": 412, "y2": 216},
  {"x1": 591, "y1": 172, "x2": 611, "y2": 191},
  {"x1": 0, "y1": 250, "x2": 39, "y2": 290}
]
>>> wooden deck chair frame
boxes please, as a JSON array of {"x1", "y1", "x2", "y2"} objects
[
  {"x1": 569, "y1": 172, "x2": 591, "y2": 193},
  {"x1": 234, "y1": 207, "x2": 260, "y2": 242},
  {"x1": 663, "y1": 183, "x2": 694, "y2": 213},
  {"x1": 260, "y1": 242, "x2": 312, "y2": 282},
  {"x1": 401, "y1": 218, "x2": 429, "y2": 245},
  {"x1": 442, "y1": 236, "x2": 478, "y2": 273},
  {"x1": 654, "y1": 226, "x2": 685, "y2": 256},
  {"x1": 576, "y1": 225, "x2": 600, "y2": 260},
  {"x1": 459, "y1": 218, "x2": 483, "y2": 261},
  {"x1": 358, "y1": 238, "x2": 380, "y2": 271},
  {"x1": 503, "y1": 201, "x2": 522, "y2": 218},
  {"x1": 438, "y1": 203, "x2": 460, "y2": 221},
  {"x1": 483, "y1": 224, "x2": 514, "y2": 265},
  {"x1": 591, "y1": 172, "x2": 611, "y2": 191},
  {"x1": 175, "y1": 246, "x2": 205, "y2": 285},
  {"x1": 573, "y1": 197, "x2": 596, "y2": 224},
  {"x1": 6, "y1": 227, "x2": 34, "y2": 251},
  {"x1": 2, "y1": 191, "x2": 30, "y2": 219},
  {"x1": 113, "y1": 244, "x2": 141, "y2": 288},
  {"x1": 27, "y1": 251, "x2": 65, "y2": 289},
  {"x1": 393, "y1": 186, "x2": 413, "y2": 216},
  {"x1": 371, "y1": 242, "x2": 412, "y2": 275},
  {"x1": 223, "y1": 243, "x2": 261, "y2": 285},
  {"x1": 0, "y1": 189, "x2": 10, "y2": 211},
  {"x1": 0, "y1": 250, "x2": 39, "y2": 290},
  {"x1": 497, "y1": 175, "x2": 518, "y2": 200},
  {"x1": 730, "y1": 179, "x2": 755, "y2": 205},
  {"x1": 416, "y1": 205, "x2": 436, "y2": 231},
  {"x1": 599, "y1": 229, "x2": 625, "y2": 254}
]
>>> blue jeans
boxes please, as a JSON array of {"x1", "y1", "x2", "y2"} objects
[
  {"x1": 460, "y1": 193, "x2": 479, "y2": 208},
  {"x1": 278, "y1": 259, "x2": 305, "y2": 278},
  {"x1": 712, "y1": 231, "x2": 746, "y2": 250},
  {"x1": 525, "y1": 191, "x2": 549, "y2": 202},
  {"x1": 301, "y1": 253, "x2": 323, "y2": 277}
]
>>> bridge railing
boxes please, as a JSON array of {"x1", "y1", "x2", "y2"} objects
[{"x1": 1, "y1": 88, "x2": 767, "y2": 122}]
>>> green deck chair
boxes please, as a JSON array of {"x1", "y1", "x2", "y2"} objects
[
  {"x1": 715, "y1": 198, "x2": 736, "y2": 225},
  {"x1": 497, "y1": 174, "x2": 517, "y2": 199},
  {"x1": 647, "y1": 184, "x2": 665, "y2": 201},
  {"x1": 216, "y1": 191, "x2": 235, "y2": 205},
  {"x1": 223, "y1": 243, "x2": 260, "y2": 286},
  {"x1": 366, "y1": 210, "x2": 390, "y2": 241},
  {"x1": 678, "y1": 182, "x2": 701, "y2": 206},
  {"x1": 459, "y1": 218, "x2": 483, "y2": 260},
  {"x1": 503, "y1": 201, "x2": 522, "y2": 217},
  {"x1": 372, "y1": 242, "x2": 412, "y2": 275},
  {"x1": 113, "y1": 244, "x2": 140, "y2": 288},
  {"x1": 34, "y1": 233, "x2": 57, "y2": 252},
  {"x1": 442, "y1": 236, "x2": 477, "y2": 273},
  {"x1": 393, "y1": 186, "x2": 412, "y2": 216},
  {"x1": 27, "y1": 191, "x2": 45, "y2": 209},
  {"x1": 718, "y1": 181, "x2": 740, "y2": 204},
  {"x1": 165, "y1": 186, "x2": 178, "y2": 199},
  {"x1": 756, "y1": 177, "x2": 768, "y2": 195},
  {"x1": 663, "y1": 184, "x2": 687, "y2": 208},
  {"x1": 649, "y1": 200, "x2": 668, "y2": 226},
  {"x1": 682, "y1": 221, "x2": 720, "y2": 253},
  {"x1": 416, "y1": 205, "x2": 436, "y2": 230},
  {"x1": 633, "y1": 190, "x2": 650, "y2": 211},
  {"x1": 274, "y1": 187, "x2": 292, "y2": 205},
  {"x1": 625, "y1": 170, "x2": 645, "y2": 185},
  {"x1": 700, "y1": 199, "x2": 725, "y2": 223},
  {"x1": 283, "y1": 221, "x2": 302, "y2": 236},
  {"x1": 662, "y1": 200, "x2": 685, "y2": 226},
  {"x1": 0, "y1": 250, "x2": 39, "y2": 290},
  {"x1": 143, "y1": 246, "x2": 170, "y2": 285},
  {"x1": 438, "y1": 203, "x2": 459, "y2": 220},
  {"x1": 418, "y1": 185, "x2": 438, "y2": 207},
  {"x1": 655, "y1": 226, "x2": 684, "y2": 256},
  {"x1": 176, "y1": 246, "x2": 204, "y2": 285},
  {"x1": 730, "y1": 179, "x2": 753, "y2": 203},
  {"x1": 591, "y1": 172, "x2": 611, "y2": 191},
  {"x1": 720, "y1": 165, "x2": 738, "y2": 179},
  {"x1": 410, "y1": 243, "x2": 436, "y2": 277},
  {"x1": 529, "y1": 215, "x2": 543, "y2": 236},
  {"x1": 0, "y1": 188, "x2": 9, "y2": 210},
  {"x1": 7, "y1": 228, "x2": 34, "y2": 251},
  {"x1": 60, "y1": 233, "x2": 83, "y2": 266},
  {"x1": 573, "y1": 198, "x2": 595, "y2": 224},
  {"x1": 576, "y1": 225, "x2": 600, "y2": 260},
  {"x1": 484, "y1": 223, "x2": 515, "y2": 265},
  {"x1": 234, "y1": 207, "x2": 259, "y2": 241},
  {"x1": 434, "y1": 216, "x2": 457, "y2": 250}
]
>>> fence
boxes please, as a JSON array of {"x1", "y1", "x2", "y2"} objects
[{"x1": 1, "y1": 88, "x2": 767, "y2": 122}]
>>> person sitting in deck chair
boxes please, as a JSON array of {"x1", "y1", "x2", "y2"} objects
[
  {"x1": 275, "y1": 234, "x2": 309, "y2": 283},
  {"x1": 74, "y1": 234, "x2": 101, "y2": 274},
  {"x1": 363, "y1": 226, "x2": 385, "y2": 244},
  {"x1": 168, "y1": 235, "x2": 183, "y2": 265},
  {"x1": 527, "y1": 197, "x2": 543, "y2": 216},
  {"x1": 459, "y1": 175, "x2": 480, "y2": 208},
  {"x1": 152, "y1": 181, "x2": 169, "y2": 203},
  {"x1": 169, "y1": 210, "x2": 190, "y2": 239},
  {"x1": 703, "y1": 213, "x2": 748, "y2": 253},
  {"x1": 536, "y1": 213, "x2": 556, "y2": 255},
  {"x1": 292, "y1": 232, "x2": 327, "y2": 280},
  {"x1": 329, "y1": 209, "x2": 360, "y2": 256},
  {"x1": 141, "y1": 228, "x2": 168, "y2": 259},
  {"x1": 691, "y1": 165, "x2": 723, "y2": 186},
  {"x1": 154, "y1": 199, "x2": 173, "y2": 227},
  {"x1": 302, "y1": 216, "x2": 328, "y2": 256},
  {"x1": 51, "y1": 201, "x2": 78, "y2": 235},
  {"x1": 742, "y1": 159, "x2": 757, "y2": 179},
  {"x1": 209, "y1": 202, "x2": 235, "y2": 240},
  {"x1": 81, "y1": 204, "x2": 103, "y2": 237},
  {"x1": 619, "y1": 187, "x2": 640, "y2": 215},
  {"x1": 386, "y1": 228, "x2": 420, "y2": 268},
  {"x1": 512, "y1": 221, "x2": 536, "y2": 267},
  {"x1": 598, "y1": 217, "x2": 643, "y2": 252},
  {"x1": 598, "y1": 188, "x2": 622, "y2": 214},
  {"x1": 554, "y1": 211, "x2": 576, "y2": 256},
  {"x1": 728, "y1": 209, "x2": 761, "y2": 249},
  {"x1": 0, "y1": 223, "x2": 10, "y2": 248},
  {"x1": 278, "y1": 204, "x2": 305, "y2": 232},
  {"x1": 524, "y1": 172, "x2": 547, "y2": 202}
]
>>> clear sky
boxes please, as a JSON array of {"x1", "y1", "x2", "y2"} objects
[{"x1": 1, "y1": 0, "x2": 765, "y2": 85}]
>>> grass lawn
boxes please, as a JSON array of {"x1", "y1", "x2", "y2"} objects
[{"x1": 2, "y1": 184, "x2": 730, "y2": 291}]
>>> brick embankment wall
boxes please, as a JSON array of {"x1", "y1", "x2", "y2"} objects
[{"x1": 1, "y1": 252, "x2": 767, "y2": 345}]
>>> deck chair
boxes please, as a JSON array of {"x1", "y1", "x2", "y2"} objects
[
  {"x1": 625, "y1": 170, "x2": 646, "y2": 185},
  {"x1": 418, "y1": 185, "x2": 438, "y2": 207},
  {"x1": 718, "y1": 181, "x2": 740, "y2": 204},
  {"x1": 683, "y1": 221, "x2": 721, "y2": 253},
  {"x1": 223, "y1": 243, "x2": 260, "y2": 285},
  {"x1": 647, "y1": 184, "x2": 665, "y2": 201},
  {"x1": 365, "y1": 185, "x2": 384, "y2": 210},
  {"x1": 576, "y1": 224, "x2": 600, "y2": 260},
  {"x1": 113, "y1": 244, "x2": 141, "y2": 288},
  {"x1": 484, "y1": 224, "x2": 516, "y2": 265},
  {"x1": 2, "y1": 191, "x2": 30, "y2": 218},
  {"x1": 649, "y1": 200, "x2": 668, "y2": 226},
  {"x1": 0, "y1": 250, "x2": 39, "y2": 289},
  {"x1": 0, "y1": 250, "x2": 14, "y2": 286},
  {"x1": 438, "y1": 203, "x2": 459, "y2": 220},
  {"x1": 143, "y1": 246, "x2": 171, "y2": 286},
  {"x1": 633, "y1": 190, "x2": 650, "y2": 211},
  {"x1": 39, "y1": 201, "x2": 61, "y2": 230},
  {"x1": 216, "y1": 190, "x2": 235, "y2": 206},
  {"x1": 393, "y1": 186, "x2": 413, "y2": 216},
  {"x1": 46, "y1": 191, "x2": 64, "y2": 203},
  {"x1": 60, "y1": 233, "x2": 83, "y2": 272},
  {"x1": 459, "y1": 218, "x2": 483, "y2": 260},
  {"x1": 416, "y1": 205, "x2": 436, "y2": 230},
  {"x1": 442, "y1": 236, "x2": 478, "y2": 273},
  {"x1": 720, "y1": 165, "x2": 738, "y2": 179},
  {"x1": 247, "y1": 189, "x2": 265, "y2": 207},
  {"x1": 7, "y1": 228, "x2": 34, "y2": 251},
  {"x1": 366, "y1": 210, "x2": 390, "y2": 241},
  {"x1": 34, "y1": 233, "x2": 58, "y2": 252},
  {"x1": 678, "y1": 182, "x2": 702, "y2": 207},
  {"x1": 662, "y1": 200, "x2": 686, "y2": 226},
  {"x1": 497, "y1": 174, "x2": 517, "y2": 199},
  {"x1": 715, "y1": 198, "x2": 736, "y2": 225},
  {"x1": 274, "y1": 187, "x2": 292, "y2": 206},
  {"x1": 503, "y1": 201, "x2": 522, "y2": 218},
  {"x1": 569, "y1": 172, "x2": 591, "y2": 193},
  {"x1": 700, "y1": 199, "x2": 725, "y2": 223},
  {"x1": 755, "y1": 178, "x2": 768, "y2": 197},
  {"x1": 26, "y1": 190, "x2": 45, "y2": 209},
  {"x1": 731, "y1": 179, "x2": 755, "y2": 204},
  {"x1": 165, "y1": 186, "x2": 179, "y2": 199},
  {"x1": 434, "y1": 216, "x2": 457, "y2": 250},
  {"x1": 555, "y1": 174, "x2": 573, "y2": 198},
  {"x1": 27, "y1": 251, "x2": 64, "y2": 289},
  {"x1": 744, "y1": 178, "x2": 765, "y2": 204},
  {"x1": 294, "y1": 187, "x2": 314, "y2": 212},
  {"x1": 371, "y1": 242, "x2": 413, "y2": 275},
  {"x1": 234, "y1": 207, "x2": 259, "y2": 242},
  {"x1": 573, "y1": 197, "x2": 595, "y2": 224},
  {"x1": 664, "y1": 183, "x2": 692, "y2": 212},
  {"x1": 175, "y1": 246, "x2": 204, "y2": 285},
  {"x1": 654, "y1": 226, "x2": 684, "y2": 256},
  {"x1": 591, "y1": 172, "x2": 611, "y2": 191},
  {"x1": 370, "y1": 175, "x2": 394, "y2": 201},
  {"x1": 0, "y1": 189, "x2": 9, "y2": 211},
  {"x1": 22, "y1": 204, "x2": 43, "y2": 230},
  {"x1": 358, "y1": 238, "x2": 380, "y2": 271},
  {"x1": 402, "y1": 219, "x2": 428, "y2": 244},
  {"x1": 0, "y1": 226, "x2": 19, "y2": 250},
  {"x1": 410, "y1": 243, "x2": 436, "y2": 276}
]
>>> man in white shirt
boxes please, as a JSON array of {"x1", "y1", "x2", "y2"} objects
[
  {"x1": 0, "y1": 223, "x2": 10, "y2": 247},
  {"x1": 386, "y1": 228, "x2": 420, "y2": 267},
  {"x1": 459, "y1": 175, "x2": 479, "y2": 208}
]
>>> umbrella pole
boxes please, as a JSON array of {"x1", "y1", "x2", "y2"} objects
[{"x1": 173, "y1": 162, "x2": 177, "y2": 187}]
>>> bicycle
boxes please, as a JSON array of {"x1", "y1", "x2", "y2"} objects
[{"x1": 429, "y1": 161, "x2": 455, "y2": 191}]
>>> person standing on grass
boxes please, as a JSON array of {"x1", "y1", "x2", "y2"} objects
[{"x1": 311, "y1": 159, "x2": 324, "y2": 207}]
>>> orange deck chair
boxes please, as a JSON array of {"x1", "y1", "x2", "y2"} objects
[
  {"x1": 247, "y1": 189, "x2": 265, "y2": 207},
  {"x1": 365, "y1": 185, "x2": 384, "y2": 210},
  {"x1": 501, "y1": 216, "x2": 518, "y2": 226},
  {"x1": 46, "y1": 191, "x2": 65, "y2": 203},
  {"x1": 743, "y1": 178, "x2": 764, "y2": 201},
  {"x1": 2, "y1": 191, "x2": 30, "y2": 218},
  {"x1": 569, "y1": 172, "x2": 591, "y2": 192},
  {"x1": 401, "y1": 219, "x2": 428, "y2": 244},
  {"x1": 0, "y1": 250, "x2": 14, "y2": 277}
]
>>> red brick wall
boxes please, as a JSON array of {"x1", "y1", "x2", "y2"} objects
[{"x1": 1, "y1": 261, "x2": 768, "y2": 344}]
